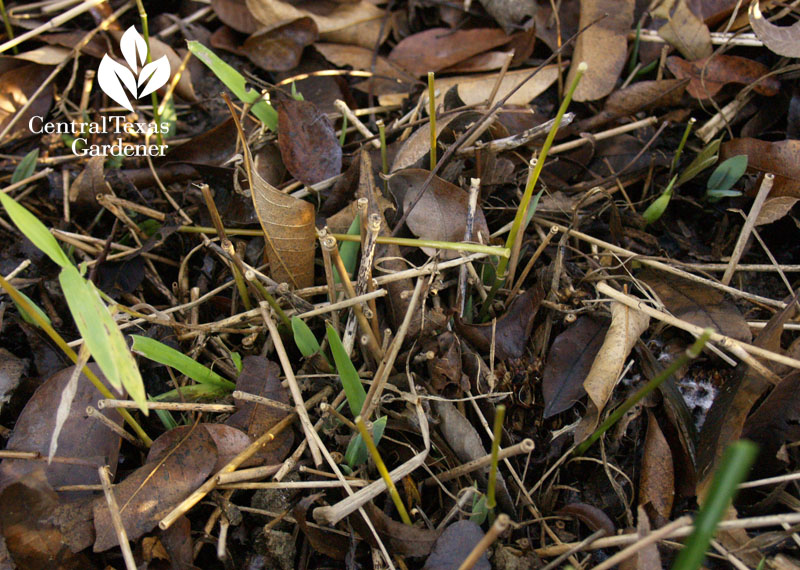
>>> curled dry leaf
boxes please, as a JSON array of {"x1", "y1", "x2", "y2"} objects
[
  {"x1": 293, "y1": 494, "x2": 349, "y2": 560},
  {"x1": 226, "y1": 356, "x2": 294, "y2": 463},
  {"x1": 639, "y1": 411, "x2": 675, "y2": 521},
  {"x1": 542, "y1": 316, "x2": 608, "y2": 418},
  {"x1": 720, "y1": 138, "x2": 800, "y2": 198},
  {"x1": 0, "y1": 364, "x2": 124, "y2": 493},
  {"x1": 566, "y1": 0, "x2": 634, "y2": 102},
  {"x1": 655, "y1": 0, "x2": 713, "y2": 61},
  {"x1": 388, "y1": 27, "x2": 511, "y2": 77},
  {"x1": 276, "y1": 95, "x2": 342, "y2": 185},
  {"x1": 352, "y1": 503, "x2": 442, "y2": 558},
  {"x1": 92, "y1": 423, "x2": 218, "y2": 551},
  {"x1": 244, "y1": 17, "x2": 319, "y2": 72},
  {"x1": 246, "y1": 0, "x2": 385, "y2": 49},
  {"x1": 556, "y1": 503, "x2": 616, "y2": 536},
  {"x1": 574, "y1": 302, "x2": 650, "y2": 442},
  {"x1": 385, "y1": 168, "x2": 490, "y2": 260},
  {"x1": 666, "y1": 55, "x2": 780, "y2": 100},
  {"x1": 639, "y1": 270, "x2": 752, "y2": 342},
  {"x1": 423, "y1": 520, "x2": 489, "y2": 570},
  {"x1": 749, "y1": 0, "x2": 800, "y2": 58},
  {"x1": 756, "y1": 196, "x2": 799, "y2": 225},
  {"x1": 454, "y1": 284, "x2": 545, "y2": 360}
]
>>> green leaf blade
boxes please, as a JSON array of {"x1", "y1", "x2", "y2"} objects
[
  {"x1": 326, "y1": 323, "x2": 365, "y2": 417},
  {"x1": 292, "y1": 317, "x2": 321, "y2": 358},
  {"x1": 0, "y1": 192, "x2": 72, "y2": 268},
  {"x1": 11, "y1": 149, "x2": 39, "y2": 184},
  {"x1": 131, "y1": 335, "x2": 235, "y2": 390}
]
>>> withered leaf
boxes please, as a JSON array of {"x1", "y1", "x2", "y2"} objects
[
  {"x1": 388, "y1": 27, "x2": 512, "y2": 77},
  {"x1": 158, "y1": 515, "x2": 195, "y2": 570},
  {"x1": 720, "y1": 138, "x2": 800, "y2": 198},
  {"x1": 602, "y1": 79, "x2": 687, "y2": 119},
  {"x1": 567, "y1": 0, "x2": 634, "y2": 102},
  {"x1": 557, "y1": 503, "x2": 615, "y2": 536},
  {"x1": 666, "y1": 55, "x2": 779, "y2": 100},
  {"x1": 211, "y1": 0, "x2": 261, "y2": 34},
  {"x1": 655, "y1": 0, "x2": 713, "y2": 61},
  {"x1": 386, "y1": 168, "x2": 490, "y2": 260},
  {"x1": 276, "y1": 95, "x2": 341, "y2": 186},
  {"x1": 423, "y1": 520, "x2": 489, "y2": 570},
  {"x1": 0, "y1": 364, "x2": 124, "y2": 493},
  {"x1": 147, "y1": 424, "x2": 251, "y2": 473},
  {"x1": 0, "y1": 64, "x2": 53, "y2": 141},
  {"x1": 244, "y1": 17, "x2": 318, "y2": 71},
  {"x1": 0, "y1": 472, "x2": 89, "y2": 569},
  {"x1": 639, "y1": 270, "x2": 752, "y2": 342},
  {"x1": 226, "y1": 356, "x2": 294, "y2": 463},
  {"x1": 756, "y1": 196, "x2": 799, "y2": 226},
  {"x1": 293, "y1": 494, "x2": 349, "y2": 560},
  {"x1": 354, "y1": 503, "x2": 442, "y2": 558},
  {"x1": 92, "y1": 424, "x2": 217, "y2": 551},
  {"x1": 314, "y1": 43, "x2": 417, "y2": 96},
  {"x1": 749, "y1": 0, "x2": 800, "y2": 58},
  {"x1": 619, "y1": 506, "x2": 662, "y2": 570},
  {"x1": 575, "y1": 302, "x2": 650, "y2": 442},
  {"x1": 639, "y1": 411, "x2": 675, "y2": 521},
  {"x1": 477, "y1": 0, "x2": 536, "y2": 34},
  {"x1": 454, "y1": 285, "x2": 544, "y2": 360},
  {"x1": 542, "y1": 316, "x2": 608, "y2": 418}
]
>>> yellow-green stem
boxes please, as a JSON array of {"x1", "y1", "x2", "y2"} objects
[
  {"x1": 230, "y1": 262, "x2": 251, "y2": 311},
  {"x1": 355, "y1": 415, "x2": 412, "y2": 525},
  {"x1": 486, "y1": 404, "x2": 505, "y2": 514},
  {"x1": 0, "y1": 274, "x2": 152, "y2": 446},
  {"x1": 669, "y1": 117, "x2": 696, "y2": 178},
  {"x1": 428, "y1": 71, "x2": 437, "y2": 169},
  {"x1": 339, "y1": 114, "x2": 348, "y2": 146},
  {"x1": 0, "y1": 0, "x2": 16, "y2": 55},
  {"x1": 245, "y1": 273, "x2": 290, "y2": 328},
  {"x1": 134, "y1": 0, "x2": 163, "y2": 147},
  {"x1": 378, "y1": 119, "x2": 388, "y2": 193},
  {"x1": 478, "y1": 62, "x2": 586, "y2": 321}
]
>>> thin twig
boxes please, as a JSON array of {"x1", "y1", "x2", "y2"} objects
[
  {"x1": 722, "y1": 174, "x2": 774, "y2": 286},
  {"x1": 98, "y1": 465, "x2": 136, "y2": 570}
]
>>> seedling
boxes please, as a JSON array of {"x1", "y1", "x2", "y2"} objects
[
  {"x1": 131, "y1": 335, "x2": 235, "y2": 391},
  {"x1": 706, "y1": 155, "x2": 748, "y2": 201},
  {"x1": 11, "y1": 149, "x2": 38, "y2": 184}
]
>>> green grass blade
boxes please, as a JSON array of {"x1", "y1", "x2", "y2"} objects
[
  {"x1": 707, "y1": 155, "x2": 747, "y2": 191},
  {"x1": 187, "y1": 41, "x2": 278, "y2": 131},
  {"x1": 345, "y1": 415, "x2": 386, "y2": 467},
  {"x1": 59, "y1": 266, "x2": 147, "y2": 412},
  {"x1": 335, "y1": 215, "x2": 361, "y2": 284},
  {"x1": 131, "y1": 335, "x2": 235, "y2": 390},
  {"x1": 0, "y1": 192, "x2": 72, "y2": 268},
  {"x1": 292, "y1": 317, "x2": 321, "y2": 357},
  {"x1": 11, "y1": 289, "x2": 51, "y2": 326},
  {"x1": 677, "y1": 139, "x2": 721, "y2": 186},
  {"x1": 11, "y1": 149, "x2": 38, "y2": 184},
  {"x1": 672, "y1": 440, "x2": 758, "y2": 570},
  {"x1": 326, "y1": 323, "x2": 365, "y2": 417}
]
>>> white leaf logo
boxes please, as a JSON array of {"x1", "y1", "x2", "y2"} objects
[{"x1": 97, "y1": 26, "x2": 171, "y2": 112}]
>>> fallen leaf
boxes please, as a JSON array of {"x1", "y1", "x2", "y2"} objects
[
  {"x1": 425, "y1": 331, "x2": 467, "y2": 394},
  {"x1": 442, "y1": 50, "x2": 514, "y2": 74},
  {"x1": 749, "y1": 0, "x2": 800, "y2": 58},
  {"x1": 655, "y1": 0, "x2": 713, "y2": 61},
  {"x1": 566, "y1": 0, "x2": 634, "y2": 102},
  {"x1": 756, "y1": 196, "x2": 799, "y2": 225},
  {"x1": 423, "y1": 520, "x2": 489, "y2": 570},
  {"x1": 478, "y1": 0, "x2": 536, "y2": 34},
  {"x1": 314, "y1": 42, "x2": 417, "y2": 96},
  {"x1": 158, "y1": 515, "x2": 194, "y2": 570},
  {"x1": 0, "y1": 348, "x2": 26, "y2": 416},
  {"x1": 619, "y1": 506, "x2": 662, "y2": 570},
  {"x1": 92, "y1": 423, "x2": 217, "y2": 551},
  {"x1": 294, "y1": 494, "x2": 349, "y2": 560},
  {"x1": 687, "y1": 0, "x2": 742, "y2": 25},
  {"x1": 388, "y1": 27, "x2": 511, "y2": 77},
  {"x1": 639, "y1": 270, "x2": 752, "y2": 342},
  {"x1": 575, "y1": 302, "x2": 650, "y2": 442},
  {"x1": 12, "y1": 46, "x2": 72, "y2": 66},
  {"x1": 557, "y1": 503, "x2": 615, "y2": 536},
  {"x1": 212, "y1": 0, "x2": 261, "y2": 34},
  {"x1": 246, "y1": 0, "x2": 385, "y2": 49},
  {"x1": 542, "y1": 316, "x2": 608, "y2": 418},
  {"x1": 276, "y1": 95, "x2": 342, "y2": 185},
  {"x1": 390, "y1": 113, "x2": 460, "y2": 172},
  {"x1": 601, "y1": 79, "x2": 687, "y2": 120},
  {"x1": 0, "y1": 365, "x2": 124, "y2": 493},
  {"x1": 147, "y1": 424, "x2": 251, "y2": 473},
  {"x1": 454, "y1": 284, "x2": 544, "y2": 360},
  {"x1": 720, "y1": 138, "x2": 800, "y2": 198},
  {"x1": 639, "y1": 411, "x2": 675, "y2": 521},
  {"x1": 225, "y1": 356, "x2": 294, "y2": 463},
  {"x1": 666, "y1": 55, "x2": 780, "y2": 99},
  {"x1": 385, "y1": 168, "x2": 490, "y2": 260},
  {"x1": 353, "y1": 503, "x2": 442, "y2": 558},
  {"x1": 0, "y1": 64, "x2": 53, "y2": 140},
  {"x1": 244, "y1": 17, "x2": 318, "y2": 71},
  {"x1": 0, "y1": 472, "x2": 89, "y2": 569}
]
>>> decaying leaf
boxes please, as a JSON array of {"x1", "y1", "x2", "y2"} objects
[
  {"x1": 749, "y1": 0, "x2": 800, "y2": 58},
  {"x1": 352, "y1": 503, "x2": 442, "y2": 558},
  {"x1": 276, "y1": 95, "x2": 341, "y2": 185},
  {"x1": 478, "y1": 0, "x2": 536, "y2": 34},
  {"x1": 639, "y1": 411, "x2": 675, "y2": 521},
  {"x1": 0, "y1": 64, "x2": 54, "y2": 140},
  {"x1": 92, "y1": 424, "x2": 218, "y2": 551},
  {"x1": 423, "y1": 520, "x2": 489, "y2": 570},
  {"x1": 619, "y1": 506, "x2": 662, "y2": 570},
  {"x1": 756, "y1": 196, "x2": 799, "y2": 225},
  {"x1": 314, "y1": 42, "x2": 417, "y2": 96},
  {"x1": 666, "y1": 55, "x2": 780, "y2": 100},
  {"x1": 390, "y1": 113, "x2": 460, "y2": 172},
  {"x1": 557, "y1": 503, "x2": 616, "y2": 536},
  {"x1": 429, "y1": 64, "x2": 563, "y2": 108},
  {"x1": 639, "y1": 270, "x2": 752, "y2": 342},
  {"x1": 720, "y1": 138, "x2": 800, "y2": 198},
  {"x1": 388, "y1": 27, "x2": 511, "y2": 77},
  {"x1": 147, "y1": 423, "x2": 251, "y2": 473},
  {"x1": 567, "y1": 0, "x2": 634, "y2": 102},
  {"x1": 243, "y1": 17, "x2": 318, "y2": 71},
  {"x1": 386, "y1": 168, "x2": 490, "y2": 260},
  {"x1": 294, "y1": 494, "x2": 349, "y2": 560},
  {"x1": 0, "y1": 348, "x2": 26, "y2": 416},
  {"x1": 655, "y1": 0, "x2": 713, "y2": 61},
  {"x1": 454, "y1": 284, "x2": 544, "y2": 360},
  {"x1": 542, "y1": 316, "x2": 608, "y2": 418},
  {"x1": 211, "y1": 0, "x2": 261, "y2": 34},
  {"x1": 574, "y1": 302, "x2": 650, "y2": 442},
  {"x1": 0, "y1": 365, "x2": 124, "y2": 493}
]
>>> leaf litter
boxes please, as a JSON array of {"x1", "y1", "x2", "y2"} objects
[{"x1": 1, "y1": 0, "x2": 800, "y2": 568}]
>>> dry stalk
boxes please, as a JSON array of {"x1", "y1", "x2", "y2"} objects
[
  {"x1": 86, "y1": 406, "x2": 144, "y2": 448},
  {"x1": 592, "y1": 516, "x2": 692, "y2": 570},
  {"x1": 98, "y1": 465, "x2": 136, "y2": 570},
  {"x1": 722, "y1": 173, "x2": 774, "y2": 286},
  {"x1": 457, "y1": 514, "x2": 510, "y2": 570},
  {"x1": 424, "y1": 439, "x2": 534, "y2": 486}
]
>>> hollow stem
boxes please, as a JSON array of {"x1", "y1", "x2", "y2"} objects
[{"x1": 355, "y1": 415, "x2": 412, "y2": 525}]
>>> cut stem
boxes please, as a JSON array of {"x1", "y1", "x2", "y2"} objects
[{"x1": 355, "y1": 415, "x2": 412, "y2": 526}]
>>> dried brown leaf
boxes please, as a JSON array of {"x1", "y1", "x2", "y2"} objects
[
  {"x1": 276, "y1": 95, "x2": 341, "y2": 185},
  {"x1": 656, "y1": 0, "x2": 713, "y2": 61},
  {"x1": 542, "y1": 316, "x2": 608, "y2": 418},
  {"x1": 639, "y1": 411, "x2": 675, "y2": 520},
  {"x1": 749, "y1": 0, "x2": 800, "y2": 58},
  {"x1": 603, "y1": 79, "x2": 687, "y2": 117},
  {"x1": 756, "y1": 196, "x2": 799, "y2": 225},
  {"x1": 244, "y1": 17, "x2": 318, "y2": 71},
  {"x1": 147, "y1": 424, "x2": 251, "y2": 473},
  {"x1": 386, "y1": 168, "x2": 490, "y2": 260},
  {"x1": 454, "y1": 285, "x2": 544, "y2": 360},
  {"x1": 211, "y1": 0, "x2": 261, "y2": 34},
  {"x1": 293, "y1": 494, "x2": 349, "y2": 560},
  {"x1": 720, "y1": 138, "x2": 800, "y2": 198},
  {"x1": 0, "y1": 365, "x2": 124, "y2": 493},
  {"x1": 423, "y1": 520, "x2": 489, "y2": 570},
  {"x1": 666, "y1": 55, "x2": 780, "y2": 99},
  {"x1": 92, "y1": 424, "x2": 217, "y2": 551},
  {"x1": 557, "y1": 503, "x2": 615, "y2": 536},
  {"x1": 314, "y1": 42, "x2": 416, "y2": 96},
  {"x1": 429, "y1": 64, "x2": 563, "y2": 108},
  {"x1": 619, "y1": 506, "x2": 662, "y2": 570},
  {"x1": 0, "y1": 64, "x2": 53, "y2": 140},
  {"x1": 355, "y1": 503, "x2": 442, "y2": 558},
  {"x1": 567, "y1": 0, "x2": 634, "y2": 102},
  {"x1": 477, "y1": 0, "x2": 536, "y2": 34}
]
